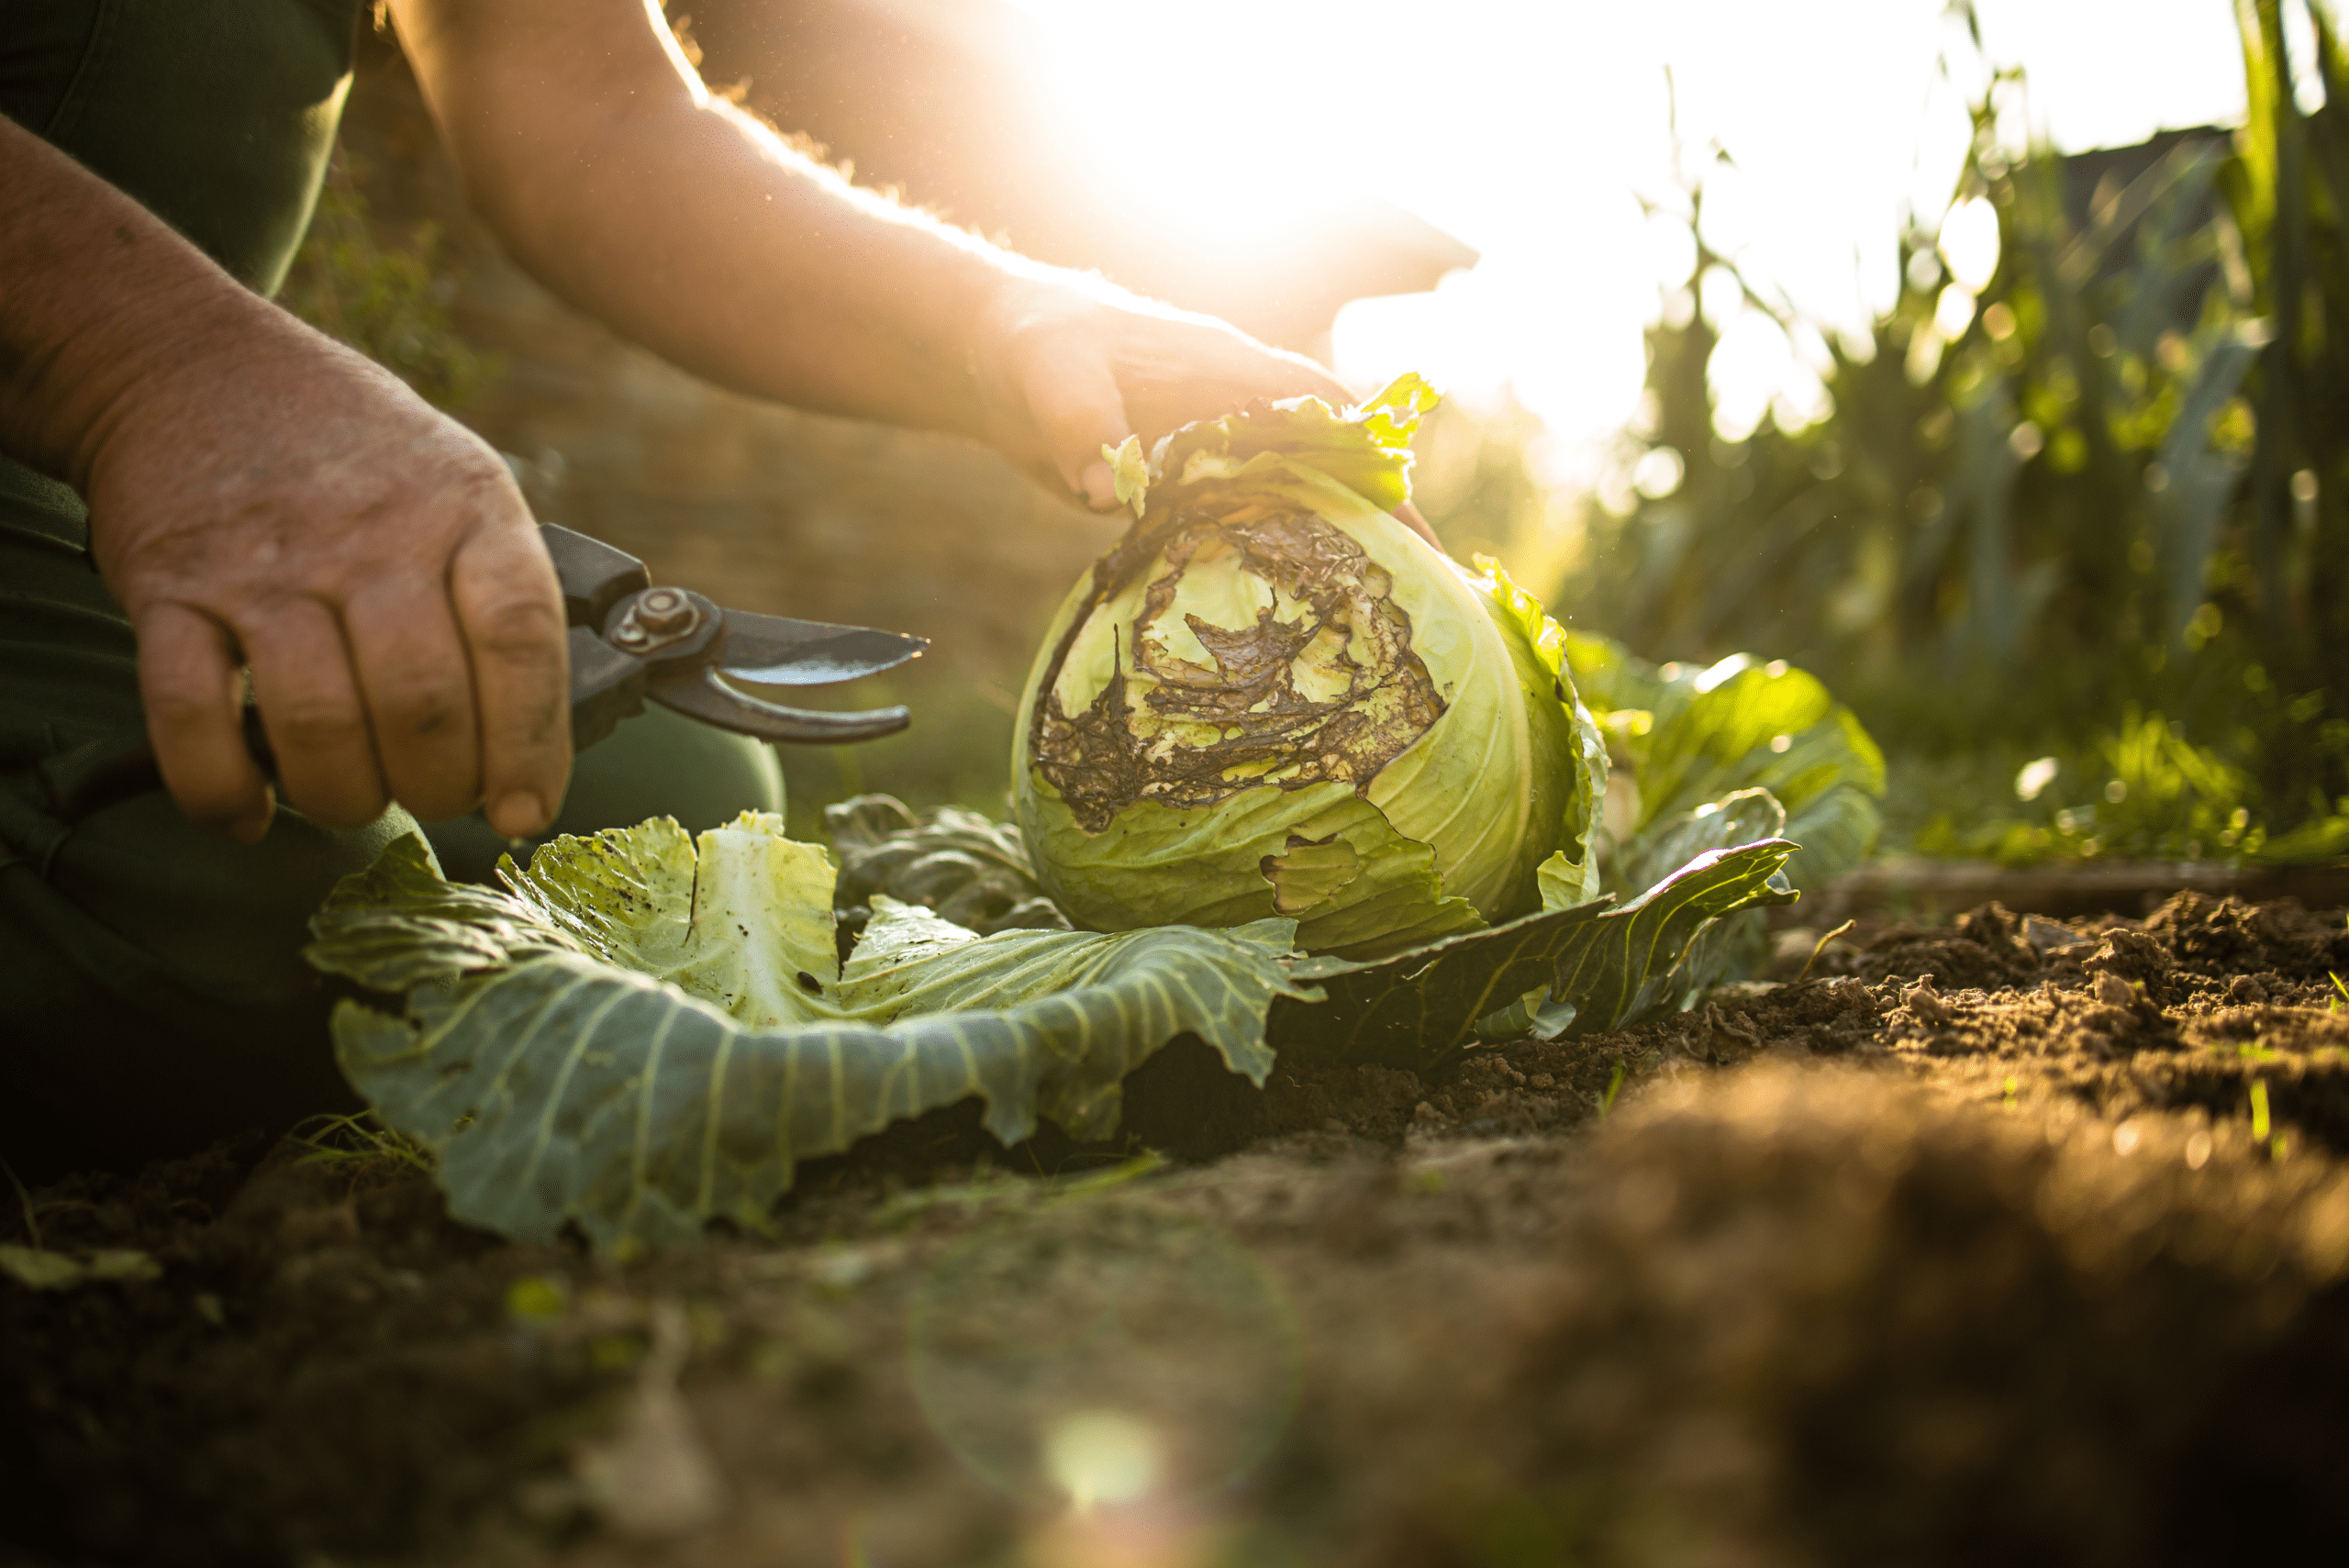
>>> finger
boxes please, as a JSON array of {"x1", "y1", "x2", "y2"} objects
[
  {"x1": 451, "y1": 521, "x2": 570, "y2": 840},
  {"x1": 136, "y1": 603, "x2": 273, "y2": 842},
  {"x1": 1016, "y1": 332, "x2": 1134, "y2": 510},
  {"x1": 240, "y1": 599, "x2": 390, "y2": 830},
  {"x1": 1112, "y1": 324, "x2": 1346, "y2": 440},
  {"x1": 342, "y1": 581, "x2": 481, "y2": 823}
]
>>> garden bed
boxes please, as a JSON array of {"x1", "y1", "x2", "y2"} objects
[{"x1": 5, "y1": 891, "x2": 2348, "y2": 1567}]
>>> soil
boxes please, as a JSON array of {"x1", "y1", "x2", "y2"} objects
[{"x1": 7, "y1": 891, "x2": 2349, "y2": 1568}]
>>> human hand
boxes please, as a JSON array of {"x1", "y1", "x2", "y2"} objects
[
  {"x1": 969, "y1": 277, "x2": 1440, "y2": 546},
  {"x1": 80, "y1": 306, "x2": 571, "y2": 843}
]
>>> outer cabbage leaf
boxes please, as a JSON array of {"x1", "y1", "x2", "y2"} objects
[
  {"x1": 1018, "y1": 779, "x2": 1486, "y2": 962},
  {"x1": 306, "y1": 821, "x2": 1311, "y2": 1252},
  {"x1": 1132, "y1": 372, "x2": 1440, "y2": 517},
  {"x1": 1494, "y1": 788, "x2": 1789, "y2": 1039},
  {"x1": 1609, "y1": 788, "x2": 1791, "y2": 1009},
  {"x1": 813, "y1": 795, "x2": 1786, "y2": 1070},
  {"x1": 1270, "y1": 839, "x2": 1800, "y2": 1072},
  {"x1": 1473, "y1": 554, "x2": 1609, "y2": 910}
]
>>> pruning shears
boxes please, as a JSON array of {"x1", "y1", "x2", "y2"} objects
[
  {"x1": 37, "y1": 523, "x2": 927, "y2": 823},
  {"x1": 540, "y1": 522, "x2": 924, "y2": 750}
]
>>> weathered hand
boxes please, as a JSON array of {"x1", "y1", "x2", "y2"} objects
[
  {"x1": 970, "y1": 277, "x2": 1440, "y2": 544},
  {"x1": 81, "y1": 306, "x2": 571, "y2": 843}
]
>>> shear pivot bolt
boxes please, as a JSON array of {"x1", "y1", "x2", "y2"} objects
[{"x1": 635, "y1": 588, "x2": 697, "y2": 637}]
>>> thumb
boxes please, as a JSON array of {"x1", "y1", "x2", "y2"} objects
[{"x1": 1016, "y1": 334, "x2": 1132, "y2": 511}]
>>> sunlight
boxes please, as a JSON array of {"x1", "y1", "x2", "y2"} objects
[
  {"x1": 1004, "y1": 0, "x2": 2250, "y2": 463},
  {"x1": 1940, "y1": 197, "x2": 2003, "y2": 295}
]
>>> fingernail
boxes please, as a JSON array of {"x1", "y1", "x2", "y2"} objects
[
  {"x1": 492, "y1": 792, "x2": 547, "y2": 838},
  {"x1": 1080, "y1": 462, "x2": 1118, "y2": 510},
  {"x1": 228, "y1": 789, "x2": 276, "y2": 845}
]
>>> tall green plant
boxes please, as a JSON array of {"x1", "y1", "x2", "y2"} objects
[
  {"x1": 2231, "y1": 0, "x2": 2349, "y2": 703},
  {"x1": 1563, "y1": 1, "x2": 2348, "y2": 855}
]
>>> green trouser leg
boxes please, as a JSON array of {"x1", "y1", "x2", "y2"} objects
[
  {"x1": 0, "y1": 784, "x2": 419, "y2": 1182},
  {"x1": 0, "y1": 463, "x2": 782, "y2": 1181}
]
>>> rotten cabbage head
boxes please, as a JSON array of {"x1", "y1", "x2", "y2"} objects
[{"x1": 1011, "y1": 376, "x2": 1607, "y2": 958}]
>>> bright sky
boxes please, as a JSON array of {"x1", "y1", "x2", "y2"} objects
[{"x1": 1007, "y1": 0, "x2": 2266, "y2": 484}]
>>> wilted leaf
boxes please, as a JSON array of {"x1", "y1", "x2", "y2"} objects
[
  {"x1": 826, "y1": 795, "x2": 1069, "y2": 940},
  {"x1": 1568, "y1": 634, "x2": 1883, "y2": 897},
  {"x1": 1271, "y1": 839, "x2": 1800, "y2": 1071}
]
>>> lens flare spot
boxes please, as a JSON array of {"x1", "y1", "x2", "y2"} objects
[{"x1": 1045, "y1": 1409, "x2": 1165, "y2": 1513}]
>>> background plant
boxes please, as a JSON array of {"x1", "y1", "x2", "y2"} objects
[
  {"x1": 1541, "y1": 0, "x2": 2349, "y2": 865},
  {"x1": 280, "y1": 152, "x2": 498, "y2": 412}
]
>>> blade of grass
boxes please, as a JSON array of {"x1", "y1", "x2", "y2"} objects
[
  {"x1": 1797, "y1": 919, "x2": 1858, "y2": 984},
  {"x1": 1598, "y1": 1059, "x2": 1629, "y2": 1118},
  {"x1": 286, "y1": 1111, "x2": 436, "y2": 1175}
]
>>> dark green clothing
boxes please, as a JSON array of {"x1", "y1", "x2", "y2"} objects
[
  {"x1": 0, "y1": 0, "x2": 356, "y2": 295},
  {"x1": 0, "y1": 1, "x2": 784, "y2": 1179}
]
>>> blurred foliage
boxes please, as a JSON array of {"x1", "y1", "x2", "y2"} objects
[
  {"x1": 1905, "y1": 706, "x2": 2349, "y2": 867},
  {"x1": 280, "y1": 152, "x2": 498, "y2": 411},
  {"x1": 1553, "y1": 0, "x2": 2349, "y2": 865}
]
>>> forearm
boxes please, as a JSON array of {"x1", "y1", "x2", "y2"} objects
[
  {"x1": 0, "y1": 116, "x2": 277, "y2": 490},
  {"x1": 393, "y1": 0, "x2": 1055, "y2": 439},
  {"x1": 389, "y1": 0, "x2": 1356, "y2": 514}
]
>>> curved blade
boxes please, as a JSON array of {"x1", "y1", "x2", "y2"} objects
[
  {"x1": 715, "y1": 608, "x2": 927, "y2": 687},
  {"x1": 648, "y1": 662, "x2": 911, "y2": 744}
]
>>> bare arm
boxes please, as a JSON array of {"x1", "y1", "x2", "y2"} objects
[
  {"x1": 0, "y1": 116, "x2": 569, "y2": 841},
  {"x1": 387, "y1": 0, "x2": 1364, "y2": 508}
]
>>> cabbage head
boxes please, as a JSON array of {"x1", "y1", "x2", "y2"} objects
[{"x1": 1012, "y1": 376, "x2": 1608, "y2": 959}]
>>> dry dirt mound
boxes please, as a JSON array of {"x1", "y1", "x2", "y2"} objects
[{"x1": 5, "y1": 894, "x2": 2347, "y2": 1567}]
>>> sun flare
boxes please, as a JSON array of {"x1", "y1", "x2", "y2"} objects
[{"x1": 1006, "y1": 0, "x2": 2248, "y2": 466}]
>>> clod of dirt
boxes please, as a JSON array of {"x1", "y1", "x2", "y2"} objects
[
  {"x1": 2143, "y1": 892, "x2": 2349, "y2": 983},
  {"x1": 1850, "y1": 900, "x2": 2047, "y2": 989},
  {"x1": 2085, "y1": 925, "x2": 2182, "y2": 1001},
  {"x1": 1902, "y1": 973, "x2": 1954, "y2": 1026}
]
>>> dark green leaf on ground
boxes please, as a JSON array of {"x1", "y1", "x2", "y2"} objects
[{"x1": 1270, "y1": 839, "x2": 1800, "y2": 1072}]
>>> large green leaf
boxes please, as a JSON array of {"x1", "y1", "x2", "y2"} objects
[
  {"x1": 1613, "y1": 788, "x2": 1791, "y2": 1008},
  {"x1": 1268, "y1": 838, "x2": 1799, "y2": 1072},
  {"x1": 1566, "y1": 633, "x2": 1884, "y2": 896},
  {"x1": 307, "y1": 819, "x2": 1311, "y2": 1252}
]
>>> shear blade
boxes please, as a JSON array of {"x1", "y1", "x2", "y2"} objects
[
  {"x1": 649, "y1": 663, "x2": 911, "y2": 743},
  {"x1": 715, "y1": 608, "x2": 927, "y2": 687}
]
